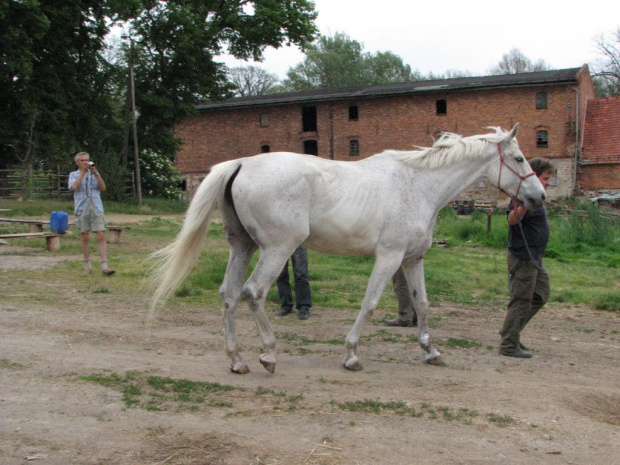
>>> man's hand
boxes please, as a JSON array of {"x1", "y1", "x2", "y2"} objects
[{"x1": 510, "y1": 197, "x2": 527, "y2": 224}]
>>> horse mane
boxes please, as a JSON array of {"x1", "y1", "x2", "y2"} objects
[{"x1": 383, "y1": 127, "x2": 508, "y2": 170}]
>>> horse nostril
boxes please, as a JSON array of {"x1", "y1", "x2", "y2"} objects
[{"x1": 542, "y1": 193, "x2": 547, "y2": 201}]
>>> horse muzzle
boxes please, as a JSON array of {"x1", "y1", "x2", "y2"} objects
[{"x1": 522, "y1": 192, "x2": 546, "y2": 211}]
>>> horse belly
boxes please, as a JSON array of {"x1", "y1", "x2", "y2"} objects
[{"x1": 304, "y1": 220, "x2": 379, "y2": 257}]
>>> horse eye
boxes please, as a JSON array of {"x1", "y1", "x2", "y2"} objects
[{"x1": 515, "y1": 157, "x2": 524, "y2": 163}]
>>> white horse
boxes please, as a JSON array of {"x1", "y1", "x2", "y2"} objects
[{"x1": 150, "y1": 123, "x2": 545, "y2": 374}]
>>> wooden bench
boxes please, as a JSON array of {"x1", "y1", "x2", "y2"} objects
[
  {"x1": 0, "y1": 217, "x2": 128, "y2": 244},
  {"x1": 0, "y1": 217, "x2": 47, "y2": 232},
  {"x1": 473, "y1": 201, "x2": 494, "y2": 211},
  {"x1": 106, "y1": 226, "x2": 130, "y2": 244},
  {"x1": 0, "y1": 232, "x2": 61, "y2": 251},
  {"x1": 0, "y1": 217, "x2": 75, "y2": 233}
]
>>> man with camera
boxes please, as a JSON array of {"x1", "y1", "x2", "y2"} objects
[{"x1": 69, "y1": 152, "x2": 115, "y2": 276}]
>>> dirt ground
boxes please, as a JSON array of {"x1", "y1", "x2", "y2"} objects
[{"x1": 1, "y1": 220, "x2": 619, "y2": 464}]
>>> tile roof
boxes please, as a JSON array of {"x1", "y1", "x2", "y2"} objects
[
  {"x1": 582, "y1": 96, "x2": 620, "y2": 164},
  {"x1": 196, "y1": 67, "x2": 583, "y2": 111}
]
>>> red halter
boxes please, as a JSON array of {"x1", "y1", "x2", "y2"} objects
[{"x1": 496, "y1": 144, "x2": 536, "y2": 199}]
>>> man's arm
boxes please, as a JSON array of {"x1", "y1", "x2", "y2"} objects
[
  {"x1": 507, "y1": 198, "x2": 527, "y2": 226},
  {"x1": 90, "y1": 166, "x2": 106, "y2": 192},
  {"x1": 69, "y1": 170, "x2": 87, "y2": 191}
]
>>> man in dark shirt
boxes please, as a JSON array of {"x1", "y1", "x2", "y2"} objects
[{"x1": 500, "y1": 158, "x2": 554, "y2": 358}]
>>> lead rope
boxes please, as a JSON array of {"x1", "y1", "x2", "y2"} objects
[{"x1": 496, "y1": 144, "x2": 544, "y2": 270}]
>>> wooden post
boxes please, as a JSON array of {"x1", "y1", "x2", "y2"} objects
[
  {"x1": 45, "y1": 235, "x2": 60, "y2": 251},
  {"x1": 486, "y1": 208, "x2": 493, "y2": 233},
  {"x1": 107, "y1": 227, "x2": 122, "y2": 244}
]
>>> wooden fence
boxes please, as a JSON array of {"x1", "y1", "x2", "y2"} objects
[
  {"x1": 0, "y1": 167, "x2": 135, "y2": 199},
  {"x1": 0, "y1": 167, "x2": 70, "y2": 198}
]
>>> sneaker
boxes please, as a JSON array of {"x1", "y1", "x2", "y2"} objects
[
  {"x1": 500, "y1": 348, "x2": 532, "y2": 358},
  {"x1": 519, "y1": 342, "x2": 530, "y2": 351},
  {"x1": 277, "y1": 307, "x2": 292, "y2": 317},
  {"x1": 102, "y1": 268, "x2": 115, "y2": 276},
  {"x1": 298, "y1": 307, "x2": 310, "y2": 320}
]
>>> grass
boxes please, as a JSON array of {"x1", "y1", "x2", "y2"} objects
[
  {"x1": 0, "y1": 197, "x2": 188, "y2": 217},
  {"x1": 79, "y1": 371, "x2": 241, "y2": 411},
  {"x1": 79, "y1": 371, "x2": 513, "y2": 428},
  {"x1": 1, "y1": 198, "x2": 618, "y2": 313},
  {"x1": 332, "y1": 399, "x2": 490, "y2": 425}
]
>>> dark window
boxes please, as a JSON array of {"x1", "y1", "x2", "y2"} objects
[
  {"x1": 259, "y1": 114, "x2": 269, "y2": 127},
  {"x1": 349, "y1": 140, "x2": 359, "y2": 156},
  {"x1": 436, "y1": 99, "x2": 447, "y2": 115},
  {"x1": 260, "y1": 145, "x2": 270, "y2": 153},
  {"x1": 536, "y1": 92, "x2": 548, "y2": 109},
  {"x1": 349, "y1": 105, "x2": 359, "y2": 120},
  {"x1": 302, "y1": 106, "x2": 317, "y2": 132},
  {"x1": 536, "y1": 130, "x2": 548, "y2": 147},
  {"x1": 303, "y1": 139, "x2": 318, "y2": 155}
]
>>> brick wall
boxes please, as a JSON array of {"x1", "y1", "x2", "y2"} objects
[
  {"x1": 579, "y1": 165, "x2": 620, "y2": 190},
  {"x1": 176, "y1": 74, "x2": 594, "y2": 200}
]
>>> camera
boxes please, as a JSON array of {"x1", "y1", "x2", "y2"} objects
[{"x1": 88, "y1": 161, "x2": 95, "y2": 166}]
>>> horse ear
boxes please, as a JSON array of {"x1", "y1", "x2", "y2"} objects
[{"x1": 507, "y1": 123, "x2": 519, "y2": 140}]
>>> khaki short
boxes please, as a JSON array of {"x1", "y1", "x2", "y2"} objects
[{"x1": 76, "y1": 201, "x2": 106, "y2": 233}]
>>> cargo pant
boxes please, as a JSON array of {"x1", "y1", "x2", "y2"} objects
[{"x1": 500, "y1": 253, "x2": 550, "y2": 354}]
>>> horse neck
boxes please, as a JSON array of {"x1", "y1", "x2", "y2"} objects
[{"x1": 420, "y1": 155, "x2": 495, "y2": 210}]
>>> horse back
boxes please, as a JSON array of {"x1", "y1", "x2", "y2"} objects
[{"x1": 227, "y1": 153, "x2": 425, "y2": 256}]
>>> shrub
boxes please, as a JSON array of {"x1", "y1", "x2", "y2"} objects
[{"x1": 139, "y1": 149, "x2": 182, "y2": 199}]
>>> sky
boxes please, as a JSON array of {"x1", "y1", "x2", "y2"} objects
[{"x1": 219, "y1": 0, "x2": 620, "y2": 78}]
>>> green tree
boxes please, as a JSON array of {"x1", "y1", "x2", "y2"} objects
[
  {"x1": 283, "y1": 32, "x2": 414, "y2": 91},
  {"x1": 124, "y1": 0, "x2": 318, "y2": 157},
  {"x1": 0, "y1": 0, "x2": 317, "y2": 198},
  {"x1": 0, "y1": 0, "x2": 123, "y2": 197}
]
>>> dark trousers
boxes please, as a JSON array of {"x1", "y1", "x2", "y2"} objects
[
  {"x1": 500, "y1": 253, "x2": 550, "y2": 353},
  {"x1": 392, "y1": 267, "x2": 417, "y2": 323},
  {"x1": 277, "y1": 245, "x2": 312, "y2": 310}
]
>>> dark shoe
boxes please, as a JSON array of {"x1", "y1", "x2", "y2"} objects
[
  {"x1": 385, "y1": 318, "x2": 413, "y2": 327},
  {"x1": 277, "y1": 307, "x2": 292, "y2": 317},
  {"x1": 519, "y1": 342, "x2": 530, "y2": 351},
  {"x1": 500, "y1": 348, "x2": 532, "y2": 358},
  {"x1": 298, "y1": 307, "x2": 310, "y2": 320},
  {"x1": 102, "y1": 268, "x2": 115, "y2": 276}
]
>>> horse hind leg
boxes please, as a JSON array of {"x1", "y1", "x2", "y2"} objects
[
  {"x1": 241, "y1": 248, "x2": 295, "y2": 374},
  {"x1": 220, "y1": 239, "x2": 257, "y2": 374}
]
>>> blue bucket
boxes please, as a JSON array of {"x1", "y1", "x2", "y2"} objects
[{"x1": 50, "y1": 211, "x2": 69, "y2": 234}]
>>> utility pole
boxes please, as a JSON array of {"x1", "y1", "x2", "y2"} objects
[{"x1": 126, "y1": 36, "x2": 142, "y2": 205}]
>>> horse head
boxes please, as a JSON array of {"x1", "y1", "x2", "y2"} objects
[{"x1": 489, "y1": 124, "x2": 546, "y2": 210}]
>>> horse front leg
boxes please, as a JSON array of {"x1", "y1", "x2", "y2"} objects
[
  {"x1": 220, "y1": 240, "x2": 256, "y2": 374},
  {"x1": 403, "y1": 258, "x2": 442, "y2": 365},
  {"x1": 344, "y1": 255, "x2": 402, "y2": 371}
]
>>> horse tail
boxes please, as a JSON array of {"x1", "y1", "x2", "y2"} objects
[{"x1": 149, "y1": 159, "x2": 242, "y2": 314}]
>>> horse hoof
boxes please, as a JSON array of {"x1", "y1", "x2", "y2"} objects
[
  {"x1": 344, "y1": 360, "x2": 363, "y2": 371},
  {"x1": 230, "y1": 364, "x2": 250, "y2": 374},
  {"x1": 426, "y1": 355, "x2": 445, "y2": 366},
  {"x1": 260, "y1": 358, "x2": 276, "y2": 374}
]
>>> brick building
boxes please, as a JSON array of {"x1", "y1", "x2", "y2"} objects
[
  {"x1": 580, "y1": 96, "x2": 620, "y2": 194},
  {"x1": 175, "y1": 66, "x2": 596, "y2": 200}
]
